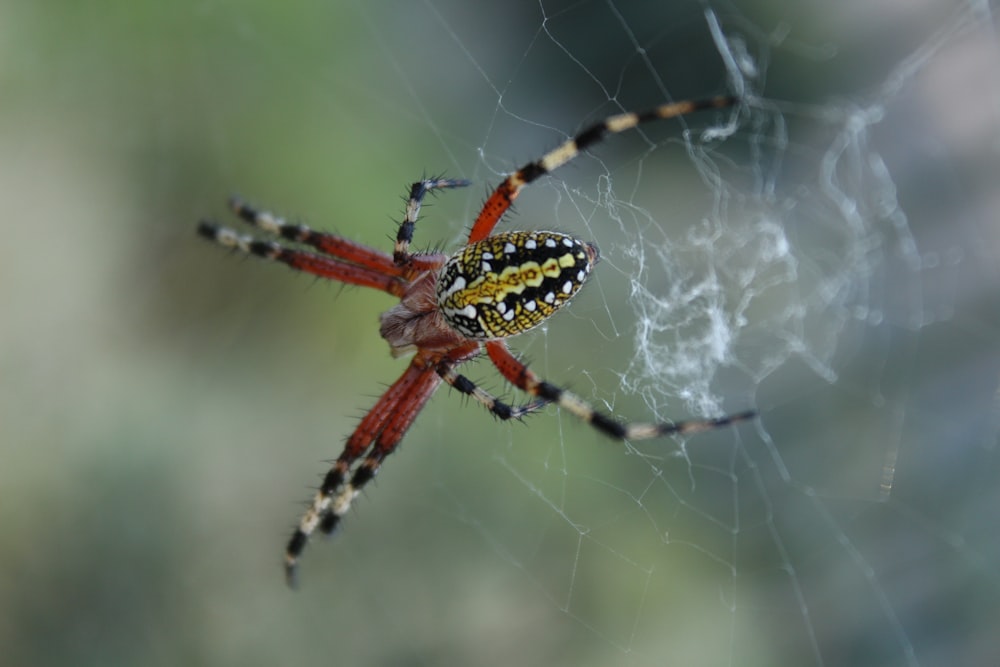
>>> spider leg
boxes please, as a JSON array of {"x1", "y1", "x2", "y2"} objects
[
  {"x1": 437, "y1": 360, "x2": 549, "y2": 421},
  {"x1": 485, "y1": 340, "x2": 755, "y2": 440},
  {"x1": 468, "y1": 95, "x2": 736, "y2": 242},
  {"x1": 198, "y1": 222, "x2": 407, "y2": 296},
  {"x1": 393, "y1": 178, "x2": 472, "y2": 267},
  {"x1": 284, "y1": 353, "x2": 442, "y2": 585},
  {"x1": 228, "y1": 197, "x2": 404, "y2": 276}
]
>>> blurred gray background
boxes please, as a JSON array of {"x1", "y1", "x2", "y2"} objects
[{"x1": 2, "y1": 1, "x2": 997, "y2": 666}]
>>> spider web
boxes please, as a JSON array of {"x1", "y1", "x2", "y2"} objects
[{"x1": 2, "y1": 1, "x2": 998, "y2": 666}]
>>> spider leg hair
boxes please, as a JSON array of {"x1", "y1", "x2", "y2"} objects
[
  {"x1": 284, "y1": 353, "x2": 442, "y2": 586},
  {"x1": 485, "y1": 340, "x2": 755, "y2": 441},
  {"x1": 198, "y1": 221, "x2": 406, "y2": 296},
  {"x1": 469, "y1": 95, "x2": 737, "y2": 242}
]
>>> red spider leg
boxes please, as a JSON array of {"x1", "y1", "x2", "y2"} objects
[
  {"x1": 485, "y1": 340, "x2": 755, "y2": 440},
  {"x1": 228, "y1": 197, "x2": 406, "y2": 277},
  {"x1": 284, "y1": 352, "x2": 442, "y2": 585},
  {"x1": 468, "y1": 95, "x2": 736, "y2": 242},
  {"x1": 197, "y1": 222, "x2": 407, "y2": 297}
]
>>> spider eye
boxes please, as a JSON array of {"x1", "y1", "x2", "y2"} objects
[{"x1": 437, "y1": 231, "x2": 598, "y2": 339}]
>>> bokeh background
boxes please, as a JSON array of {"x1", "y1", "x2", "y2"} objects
[{"x1": 2, "y1": 1, "x2": 998, "y2": 666}]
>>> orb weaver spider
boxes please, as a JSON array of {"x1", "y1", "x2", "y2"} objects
[{"x1": 198, "y1": 94, "x2": 755, "y2": 585}]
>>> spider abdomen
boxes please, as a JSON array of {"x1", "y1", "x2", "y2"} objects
[{"x1": 437, "y1": 231, "x2": 599, "y2": 339}]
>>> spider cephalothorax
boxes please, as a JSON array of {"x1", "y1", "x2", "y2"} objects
[{"x1": 198, "y1": 94, "x2": 755, "y2": 585}]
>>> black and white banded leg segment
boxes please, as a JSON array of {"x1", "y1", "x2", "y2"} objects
[
  {"x1": 485, "y1": 340, "x2": 756, "y2": 441},
  {"x1": 437, "y1": 363, "x2": 550, "y2": 421},
  {"x1": 393, "y1": 177, "x2": 472, "y2": 265}
]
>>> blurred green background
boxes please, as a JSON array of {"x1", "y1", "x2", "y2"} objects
[{"x1": 2, "y1": 1, "x2": 998, "y2": 666}]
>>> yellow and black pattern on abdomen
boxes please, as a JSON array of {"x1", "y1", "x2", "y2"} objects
[{"x1": 437, "y1": 231, "x2": 599, "y2": 340}]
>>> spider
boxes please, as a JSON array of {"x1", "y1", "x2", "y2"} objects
[{"x1": 198, "y1": 94, "x2": 755, "y2": 585}]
